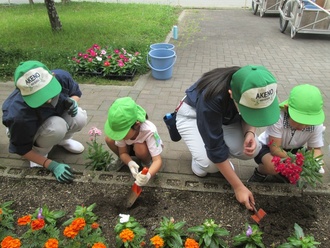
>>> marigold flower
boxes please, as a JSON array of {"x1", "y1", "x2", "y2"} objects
[
  {"x1": 92, "y1": 242, "x2": 106, "y2": 248},
  {"x1": 91, "y1": 222, "x2": 99, "y2": 229},
  {"x1": 17, "y1": 215, "x2": 31, "y2": 225},
  {"x1": 31, "y1": 218, "x2": 45, "y2": 231},
  {"x1": 63, "y1": 226, "x2": 79, "y2": 239},
  {"x1": 44, "y1": 238, "x2": 59, "y2": 248},
  {"x1": 0, "y1": 208, "x2": 2, "y2": 215},
  {"x1": 140, "y1": 241, "x2": 146, "y2": 247},
  {"x1": 150, "y1": 235, "x2": 164, "y2": 248},
  {"x1": 1, "y1": 236, "x2": 21, "y2": 248},
  {"x1": 71, "y1": 217, "x2": 86, "y2": 231},
  {"x1": 185, "y1": 238, "x2": 199, "y2": 248},
  {"x1": 119, "y1": 228, "x2": 135, "y2": 243}
]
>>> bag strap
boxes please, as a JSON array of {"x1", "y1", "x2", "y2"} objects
[{"x1": 175, "y1": 95, "x2": 187, "y2": 112}]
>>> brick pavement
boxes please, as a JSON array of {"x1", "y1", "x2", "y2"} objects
[{"x1": 1, "y1": 9, "x2": 329, "y2": 194}]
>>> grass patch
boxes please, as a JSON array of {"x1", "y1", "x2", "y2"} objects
[{"x1": 0, "y1": 2, "x2": 182, "y2": 84}]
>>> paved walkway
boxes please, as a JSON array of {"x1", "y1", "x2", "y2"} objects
[{"x1": 1, "y1": 9, "x2": 330, "y2": 195}]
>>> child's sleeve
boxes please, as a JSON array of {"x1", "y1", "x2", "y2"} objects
[{"x1": 307, "y1": 125, "x2": 324, "y2": 148}]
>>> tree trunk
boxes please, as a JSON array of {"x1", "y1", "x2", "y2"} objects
[
  {"x1": 29, "y1": 0, "x2": 34, "y2": 4},
  {"x1": 44, "y1": 0, "x2": 62, "y2": 31}
]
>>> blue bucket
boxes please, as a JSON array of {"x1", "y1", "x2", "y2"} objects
[
  {"x1": 150, "y1": 43, "x2": 175, "y2": 51},
  {"x1": 147, "y1": 49, "x2": 176, "y2": 80}
]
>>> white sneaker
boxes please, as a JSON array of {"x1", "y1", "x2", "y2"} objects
[
  {"x1": 58, "y1": 139, "x2": 84, "y2": 154},
  {"x1": 191, "y1": 159, "x2": 207, "y2": 177}
]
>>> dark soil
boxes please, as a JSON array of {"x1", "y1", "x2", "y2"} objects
[{"x1": 1, "y1": 177, "x2": 329, "y2": 247}]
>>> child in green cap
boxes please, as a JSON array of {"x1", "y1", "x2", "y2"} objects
[
  {"x1": 248, "y1": 84, "x2": 326, "y2": 182},
  {"x1": 104, "y1": 97, "x2": 163, "y2": 186}
]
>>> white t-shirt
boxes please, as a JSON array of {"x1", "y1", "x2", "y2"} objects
[
  {"x1": 258, "y1": 111, "x2": 324, "y2": 149},
  {"x1": 115, "y1": 120, "x2": 163, "y2": 157}
]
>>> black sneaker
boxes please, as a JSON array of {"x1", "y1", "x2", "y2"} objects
[{"x1": 247, "y1": 168, "x2": 267, "y2": 183}]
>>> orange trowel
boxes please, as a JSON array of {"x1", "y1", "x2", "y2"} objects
[
  {"x1": 126, "y1": 167, "x2": 149, "y2": 208},
  {"x1": 250, "y1": 202, "x2": 267, "y2": 224}
]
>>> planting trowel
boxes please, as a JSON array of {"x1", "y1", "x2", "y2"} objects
[
  {"x1": 250, "y1": 202, "x2": 267, "y2": 224},
  {"x1": 126, "y1": 167, "x2": 149, "y2": 208}
]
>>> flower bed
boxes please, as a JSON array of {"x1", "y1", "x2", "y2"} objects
[
  {"x1": 68, "y1": 44, "x2": 143, "y2": 81},
  {"x1": 0, "y1": 201, "x2": 321, "y2": 248}
]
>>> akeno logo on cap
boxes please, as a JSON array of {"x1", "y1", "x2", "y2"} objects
[
  {"x1": 16, "y1": 67, "x2": 53, "y2": 96},
  {"x1": 239, "y1": 83, "x2": 277, "y2": 109}
]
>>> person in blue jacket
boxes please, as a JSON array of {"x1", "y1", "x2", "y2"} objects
[
  {"x1": 176, "y1": 65, "x2": 280, "y2": 210},
  {"x1": 2, "y1": 60, "x2": 88, "y2": 183}
]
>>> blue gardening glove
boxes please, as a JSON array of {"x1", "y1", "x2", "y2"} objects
[
  {"x1": 48, "y1": 161, "x2": 74, "y2": 183},
  {"x1": 135, "y1": 172, "x2": 151, "y2": 186},
  {"x1": 67, "y1": 98, "x2": 78, "y2": 117}
]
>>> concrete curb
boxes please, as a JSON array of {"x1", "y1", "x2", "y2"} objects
[{"x1": 1, "y1": 162, "x2": 329, "y2": 197}]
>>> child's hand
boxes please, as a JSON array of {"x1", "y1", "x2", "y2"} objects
[
  {"x1": 128, "y1": 161, "x2": 139, "y2": 178},
  {"x1": 135, "y1": 172, "x2": 151, "y2": 186}
]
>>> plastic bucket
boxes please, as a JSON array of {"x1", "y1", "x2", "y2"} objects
[
  {"x1": 147, "y1": 49, "x2": 176, "y2": 80},
  {"x1": 150, "y1": 43, "x2": 175, "y2": 51}
]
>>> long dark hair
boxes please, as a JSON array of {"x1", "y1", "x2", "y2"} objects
[{"x1": 196, "y1": 66, "x2": 240, "y2": 101}]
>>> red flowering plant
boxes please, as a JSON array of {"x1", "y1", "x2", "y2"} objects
[
  {"x1": 68, "y1": 44, "x2": 143, "y2": 76},
  {"x1": 270, "y1": 143, "x2": 323, "y2": 189}
]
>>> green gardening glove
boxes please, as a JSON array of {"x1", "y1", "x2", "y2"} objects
[{"x1": 48, "y1": 161, "x2": 74, "y2": 183}]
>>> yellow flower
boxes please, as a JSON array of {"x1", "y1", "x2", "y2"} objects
[
  {"x1": 150, "y1": 235, "x2": 164, "y2": 248},
  {"x1": 185, "y1": 238, "x2": 199, "y2": 248},
  {"x1": 119, "y1": 228, "x2": 135, "y2": 242}
]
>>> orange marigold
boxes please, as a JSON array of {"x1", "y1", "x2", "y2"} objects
[
  {"x1": 185, "y1": 238, "x2": 199, "y2": 248},
  {"x1": 44, "y1": 238, "x2": 59, "y2": 248},
  {"x1": 71, "y1": 217, "x2": 86, "y2": 231},
  {"x1": 63, "y1": 226, "x2": 78, "y2": 239},
  {"x1": 91, "y1": 222, "x2": 99, "y2": 229},
  {"x1": 17, "y1": 215, "x2": 31, "y2": 226},
  {"x1": 119, "y1": 228, "x2": 135, "y2": 243},
  {"x1": 31, "y1": 218, "x2": 45, "y2": 231},
  {"x1": 150, "y1": 235, "x2": 164, "y2": 248},
  {"x1": 1, "y1": 236, "x2": 21, "y2": 248},
  {"x1": 0, "y1": 208, "x2": 2, "y2": 215},
  {"x1": 91, "y1": 242, "x2": 106, "y2": 248}
]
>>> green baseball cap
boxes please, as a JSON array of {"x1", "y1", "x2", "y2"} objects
[
  {"x1": 279, "y1": 84, "x2": 324, "y2": 125},
  {"x1": 14, "y1": 60, "x2": 62, "y2": 108},
  {"x1": 230, "y1": 65, "x2": 280, "y2": 127},
  {"x1": 104, "y1": 97, "x2": 147, "y2": 140}
]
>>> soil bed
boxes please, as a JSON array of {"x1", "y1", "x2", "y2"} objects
[{"x1": 1, "y1": 177, "x2": 329, "y2": 247}]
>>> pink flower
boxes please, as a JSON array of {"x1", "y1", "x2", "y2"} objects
[
  {"x1": 104, "y1": 61, "x2": 110, "y2": 67},
  {"x1": 88, "y1": 127, "x2": 102, "y2": 136},
  {"x1": 114, "y1": 49, "x2": 120, "y2": 54},
  {"x1": 118, "y1": 60, "x2": 125, "y2": 67}
]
